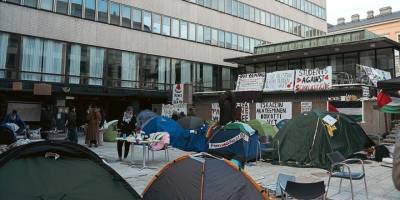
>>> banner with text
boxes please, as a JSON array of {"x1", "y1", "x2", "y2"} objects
[
  {"x1": 295, "y1": 66, "x2": 332, "y2": 92},
  {"x1": 256, "y1": 102, "x2": 292, "y2": 125},
  {"x1": 211, "y1": 103, "x2": 220, "y2": 122},
  {"x1": 360, "y1": 65, "x2": 391, "y2": 86},
  {"x1": 236, "y1": 102, "x2": 251, "y2": 122},
  {"x1": 235, "y1": 73, "x2": 265, "y2": 91},
  {"x1": 264, "y1": 70, "x2": 295, "y2": 92},
  {"x1": 172, "y1": 84, "x2": 184, "y2": 104},
  {"x1": 161, "y1": 104, "x2": 187, "y2": 118}
]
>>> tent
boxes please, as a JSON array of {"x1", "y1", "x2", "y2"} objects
[
  {"x1": 276, "y1": 119, "x2": 290, "y2": 130},
  {"x1": 273, "y1": 110, "x2": 374, "y2": 169},
  {"x1": 207, "y1": 127, "x2": 259, "y2": 162},
  {"x1": 137, "y1": 109, "x2": 158, "y2": 128},
  {"x1": 247, "y1": 119, "x2": 278, "y2": 141},
  {"x1": 142, "y1": 116, "x2": 207, "y2": 152},
  {"x1": 0, "y1": 124, "x2": 17, "y2": 145},
  {"x1": 142, "y1": 153, "x2": 268, "y2": 200},
  {"x1": 0, "y1": 140, "x2": 141, "y2": 200}
]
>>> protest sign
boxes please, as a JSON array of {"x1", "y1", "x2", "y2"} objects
[
  {"x1": 294, "y1": 66, "x2": 332, "y2": 92},
  {"x1": 264, "y1": 70, "x2": 295, "y2": 92},
  {"x1": 235, "y1": 73, "x2": 265, "y2": 91},
  {"x1": 256, "y1": 102, "x2": 292, "y2": 125}
]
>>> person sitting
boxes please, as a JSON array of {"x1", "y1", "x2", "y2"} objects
[
  {"x1": 2, "y1": 110, "x2": 26, "y2": 130},
  {"x1": 117, "y1": 106, "x2": 136, "y2": 161}
]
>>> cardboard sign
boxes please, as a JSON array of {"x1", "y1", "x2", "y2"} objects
[
  {"x1": 161, "y1": 104, "x2": 187, "y2": 118},
  {"x1": 33, "y1": 83, "x2": 52, "y2": 95},
  {"x1": 172, "y1": 84, "x2": 184, "y2": 104},
  {"x1": 294, "y1": 66, "x2": 332, "y2": 92},
  {"x1": 12, "y1": 82, "x2": 23, "y2": 91},
  {"x1": 362, "y1": 86, "x2": 370, "y2": 98},
  {"x1": 256, "y1": 102, "x2": 292, "y2": 125},
  {"x1": 211, "y1": 103, "x2": 220, "y2": 121},
  {"x1": 360, "y1": 65, "x2": 391, "y2": 86},
  {"x1": 264, "y1": 70, "x2": 295, "y2": 92},
  {"x1": 322, "y1": 115, "x2": 337, "y2": 126},
  {"x1": 236, "y1": 102, "x2": 250, "y2": 122},
  {"x1": 235, "y1": 73, "x2": 265, "y2": 91},
  {"x1": 301, "y1": 102, "x2": 312, "y2": 113}
]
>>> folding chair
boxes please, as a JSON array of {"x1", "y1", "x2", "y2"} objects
[
  {"x1": 281, "y1": 181, "x2": 326, "y2": 200},
  {"x1": 263, "y1": 173, "x2": 295, "y2": 197}
]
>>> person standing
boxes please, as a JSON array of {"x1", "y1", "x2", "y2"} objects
[
  {"x1": 66, "y1": 106, "x2": 78, "y2": 143},
  {"x1": 117, "y1": 106, "x2": 136, "y2": 160},
  {"x1": 86, "y1": 105, "x2": 101, "y2": 147},
  {"x1": 393, "y1": 141, "x2": 400, "y2": 190}
]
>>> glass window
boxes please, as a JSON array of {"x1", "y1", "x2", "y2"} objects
[
  {"x1": 266, "y1": 12, "x2": 271, "y2": 26},
  {"x1": 211, "y1": 29, "x2": 218, "y2": 46},
  {"x1": 139, "y1": 55, "x2": 158, "y2": 88},
  {"x1": 24, "y1": 0, "x2": 38, "y2": 8},
  {"x1": 110, "y1": 2, "x2": 120, "y2": 25},
  {"x1": 196, "y1": 0, "x2": 204, "y2": 5},
  {"x1": 203, "y1": 64, "x2": 213, "y2": 90},
  {"x1": 231, "y1": 33, "x2": 237, "y2": 49},
  {"x1": 249, "y1": 38, "x2": 254, "y2": 53},
  {"x1": 243, "y1": 4, "x2": 249, "y2": 20},
  {"x1": 377, "y1": 48, "x2": 394, "y2": 73},
  {"x1": 106, "y1": 49, "x2": 122, "y2": 87},
  {"x1": 343, "y1": 52, "x2": 357, "y2": 78},
  {"x1": 171, "y1": 19, "x2": 180, "y2": 37},
  {"x1": 260, "y1": 11, "x2": 265, "y2": 25},
  {"x1": 121, "y1": 5, "x2": 131, "y2": 27},
  {"x1": 280, "y1": 17, "x2": 285, "y2": 31},
  {"x1": 238, "y1": 35, "x2": 243, "y2": 51},
  {"x1": 204, "y1": 0, "x2": 211, "y2": 8},
  {"x1": 222, "y1": 67, "x2": 231, "y2": 89},
  {"x1": 238, "y1": 2, "x2": 244, "y2": 18},
  {"x1": 6, "y1": 0, "x2": 20, "y2": 4},
  {"x1": 152, "y1": 13, "x2": 161, "y2": 34},
  {"x1": 42, "y1": 40, "x2": 66, "y2": 83},
  {"x1": 249, "y1": 6, "x2": 254, "y2": 21},
  {"x1": 180, "y1": 21, "x2": 188, "y2": 39},
  {"x1": 271, "y1": 14, "x2": 276, "y2": 28},
  {"x1": 218, "y1": 0, "x2": 224, "y2": 12},
  {"x1": 254, "y1": 9, "x2": 260, "y2": 23},
  {"x1": 143, "y1": 11, "x2": 152, "y2": 32},
  {"x1": 40, "y1": 0, "x2": 53, "y2": 11},
  {"x1": 218, "y1": 30, "x2": 225, "y2": 47},
  {"x1": 225, "y1": 0, "x2": 232, "y2": 14},
  {"x1": 84, "y1": 0, "x2": 96, "y2": 20},
  {"x1": 285, "y1": 19, "x2": 289, "y2": 32},
  {"x1": 232, "y1": 0, "x2": 238, "y2": 16},
  {"x1": 162, "y1": 16, "x2": 171, "y2": 36},
  {"x1": 188, "y1": 23, "x2": 196, "y2": 41},
  {"x1": 314, "y1": 56, "x2": 328, "y2": 68},
  {"x1": 196, "y1": 25, "x2": 204, "y2": 43},
  {"x1": 243, "y1": 37, "x2": 250, "y2": 52},
  {"x1": 132, "y1": 8, "x2": 142, "y2": 30},
  {"x1": 56, "y1": 0, "x2": 69, "y2": 14},
  {"x1": 181, "y1": 61, "x2": 191, "y2": 84},
  {"x1": 98, "y1": 0, "x2": 108, "y2": 23},
  {"x1": 225, "y1": 32, "x2": 232, "y2": 49},
  {"x1": 204, "y1": 27, "x2": 211, "y2": 44},
  {"x1": 0, "y1": 33, "x2": 9, "y2": 79},
  {"x1": 289, "y1": 59, "x2": 301, "y2": 70},
  {"x1": 360, "y1": 50, "x2": 375, "y2": 67},
  {"x1": 71, "y1": 0, "x2": 83, "y2": 17},
  {"x1": 121, "y1": 52, "x2": 138, "y2": 88},
  {"x1": 277, "y1": 61, "x2": 288, "y2": 71}
]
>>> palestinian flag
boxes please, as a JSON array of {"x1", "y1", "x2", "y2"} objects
[
  {"x1": 377, "y1": 92, "x2": 400, "y2": 113},
  {"x1": 328, "y1": 101, "x2": 363, "y2": 122}
]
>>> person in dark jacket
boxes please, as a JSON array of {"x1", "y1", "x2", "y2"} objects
[
  {"x1": 117, "y1": 106, "x2": 136, "y2": 160},
  {"x1": 218, "y1": 91, "x2": 236, "y2": 126},
  {"x1": 2, "y1": 110, "x2": 26, "y2": 130},
  {"x1": 66, "y1": 107, "x2": 78, "y2": 143}
]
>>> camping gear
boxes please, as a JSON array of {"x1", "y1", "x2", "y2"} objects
[
  {"x1": 0, "y1": 140, "x2": 141, "y2": 200},
  {"x1": 224, "y1": 121, "x2": 256, "y2": 135},
  {"x1": 208, "y1": 127, "x2": 259, "y2": 162},
  {"x1": 149, "y1": 132, "x2": 170, "y2": 151},
  {"x1": 273, "y1": 110, "x2": 373, "y2": 169},
  {"x1": 103, "y1": 120, "x2": 119, "y2": 142},
  {"x1": 326, "y1": 151, "x2": 368, "y2": 200},
  {"x1": 142, "y1": 153, "x2": 268, "y2": 200},
  {"x1": 137, "y1": 109, "x2": 158, "y2": 128},
  {"x1": 282, "y1": 181, "x2": 326, "y2": 200},
  {"x1": 247, "y1": 119, "x2": 278, "y2": 142},
  {"x1": 275, "y1": 119, "x2": 289, "y2": 130},
  {"x1": 142, "y1": 116, "x2": 207, "y2": 152},
  {"x1": 177, "y1": 116, "x2": 204, "y2": 130},
  {"x1": 263, "y1": 173, "x2": 295, "y2": 197}
]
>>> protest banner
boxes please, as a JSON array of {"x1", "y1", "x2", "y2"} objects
[
  {"x1": 256, "y1": 102, "x2": 292, "y2": 125},
  {"x1": 235, "y1": 73, "x2": 265, "y2": 91},
  {"x1": 172, "y1": 84, "x2": 184, "y2": 104},
  {"x1": 161, "y1": 104, "x2": 187, "y2": 117},
  {"x1": 294, "y1": 66, "x2": 332, "y2": 92},
  {"x1": 264, "y1": 70, "x2": 295, "y2": 92}
]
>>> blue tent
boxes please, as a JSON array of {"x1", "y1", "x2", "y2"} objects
[
  {"x1": 137, "y1": 110, "x2": 158, "y2": 128},
  {"x1": 207, "y1": 128, "x2": 259, "y2": 163},
  {"x1": 142, "y1": 116, "x2": 207, "y2": 152}
]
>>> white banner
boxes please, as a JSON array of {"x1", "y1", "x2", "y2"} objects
[
  {"x1": 236, "y1": 102, "x2": 250, "y2": 122},
  {"x1": 208, "y1": 132, "x2": 249, "y2": 149},
  {"x1": 172, "y1": 84, "x2": 184, "y2": 104},
  {"x1": 301, "y1": 102, "x2": 312, "y2": 113},
  {"x1": 211, "y1": 103, "x2": 220, "y2": 121},
  {"x1": 360, "y1": 65, "x2": 391, "y2": 86},
  {"x1": 256, "y1": 102, "x2": 292, "y2": 125},
  {"x1": 161, "y1": 104, "x2": 187, "y2": 118},
  {"x1": 235, "y1": 73, "x2": 265, "y2": 91},
  {"x1": 264, "y1": 70, "x2": 295, "y2": 92},
  {"x1": 295, "y1": 66, "x2": 332, "y2": 92}
]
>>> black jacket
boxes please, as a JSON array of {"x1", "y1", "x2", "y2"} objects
[{"x1": 118, "y1": 116, "x2": 136, "y2": 135}]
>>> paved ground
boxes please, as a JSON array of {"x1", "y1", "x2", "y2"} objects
[{"x1": 85, "y1": 139, "x2": 399, "y2": 200}]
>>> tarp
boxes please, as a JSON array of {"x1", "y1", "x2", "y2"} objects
[
  {"x1": 273, "y1": 110, "x2": 374, "y2": 169},
  {"x1": 142, "y1": 116, "x2": 207, "y2": 152},
  {"x1": 0, "y1": 141, "x2": 141, "y2": 199}
]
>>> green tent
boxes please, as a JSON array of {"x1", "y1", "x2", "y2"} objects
[
  {"x1": 0, "y1": 141, "x2": 141, "y2": 200},
  {"x1": 247, "y1": 119, "x2": 278, "y2": 139},
  {"x1": 273, "y1": 110, "x2": 373, "y2": 169}
]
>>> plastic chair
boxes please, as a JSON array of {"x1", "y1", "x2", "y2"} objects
[
  {"x1": 263, "y1": 173, "x2": 295, "y2": 197},
  {"x1": 282, "y1": 181, "x2": 326, "y2": 200},
  {"x1": 326, "y1": 151, "x2": 368, "y2": 200}
]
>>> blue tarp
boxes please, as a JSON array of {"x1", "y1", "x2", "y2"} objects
[{"x1": 142, "y1": 116, "x2": 207, "y2": 152}]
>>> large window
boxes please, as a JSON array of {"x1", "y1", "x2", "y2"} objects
[
  {"x1": 121, "y1": 52, "x2": 138, "y2": 88},
  {"x1": 171, "y1": 19, "x2": 180, "y2": 37},
  {"x1": 98, "y1": 0, "x2": 109, "y2": 23},
  {"x1": 180, "y1": 21, "x2": 188, "y2": 39},
  {"x1": 243, "y1": 37, "x2": 249, "y2": 52},
  {"x1": 68, "y1": 44, "x2": 81, "y2": 84},
  {"x1": 232, "y1": 0, "x2": 238, "y2": 16},
  {"x1": 40, "y1": 0, "x2": 53, "y2": 11},
  {"x1": 162, "y1": 16, "x2": 171, "y2": 36},
  {"x1": 377, "y1": 48, "x2": 394, "y2": 74},
  {"x1": 243, "y1": 4, "x2": 249, "y2": 20},
  {"x1": 329, "y1": 54, "x2": 343, "y2": 74},
  {"x1": 121, "y1": 5, "x2": 131, "y2": 28},
  {"x1": 110, "y1": 2, "x2": 120, "y2": 25},
  {"x1": 88, "y1": 47, "x2": 105, "y2": 85},
  {"x1": 24, "y1": 0, "x2": 38, "y2": 8},
  {"x1": 218, "y1": 0, "x2": 224, "y2": 12},
  {"x1": 42, "y1": 40, "x2": 66, "y2": 83},
  {"x1": 203, "y1": 64, "x2": 213, "y2": 90},
  {"x1": 218, "y1": 30, "x2": 225, "y2": 47},
  {"x1": 211, "y1": 29, "x2": 218, "y2": 46},
  {"x1": 360, "y1": 50, "x2": 375, "y2": 67},
  {"x1": 132, "y1": 8, "x2": 142, "y2": 30},
  {"x1": 238, "y1": 2, "x2": 244, "y2": 18},
  {"x1": 107, "y1": 49, "x2": 122, "y2": 87},
  {"x1": 143, "y1": 11, "x2": 152, "y2": 32},
  {"x1": 225, "y1": 0, "x2": 232, "y2": 14},
  {"x1": 237, "y1": 35, "x2": 243, "y2": 51},
  {"x1": 196, "y1": 25, "x2": 204, "y2": 43},
  {"x1": 71, "y1": 0, "x2": 82, "y2": 17},
  {"x1": 225, "y1": 32, "x2": 232, "y2": 49},
  {"x1": 204, "y1": 27, "x2": 211, "y2": 44},
  {"x1": 188, "y1": 23, "x2": 196, "y2": 41},
  {"x1": 6, "y1": 0, "x2": 20, "y2": 4},
  {"x1": 231, "y1": 33, "x2": 237, "y2": 50},
  {"x1": 152, "y1": 13, "x2": 161, "y2": 34},
  {"x1": 140, "y1": 55, "x2": 158, "y2": 88},
  {"x1": 84, "y1": 0, "x2": 96, "y2": 20},
  {"x1": 221, "y1": 67, "x2": 231, "y2": 89},
  {"x1": 21, "y1": 37, "x2": 43, "y2": 81},
  {"x1": 56, "y1": 0, "x2": 71, "y2": 14},
  {"x1": 0, "y1": 33, "x2": 10, "y2": 79},
  {"x1": 343, "y1": 52, "x2": 357, "y2": 78}
]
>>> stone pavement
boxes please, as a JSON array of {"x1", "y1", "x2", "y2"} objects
[{"x1": 86, "y1": 139, "x2": 399, "y2": 200}]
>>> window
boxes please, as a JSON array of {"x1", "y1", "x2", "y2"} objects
[
  {"x1": 211, "y1": 0, "x2": 218, "y2": 10},
  {"x1": 180, "y1": 21, "x2": 188, "y2": 39},
  {"x1": 254, "y1": 9, "x2": 260, "y2": 23},
  {"x1": 271, "y1": 14, "x2": 276, "y2": 28},
  {"x1": 225, "y1": 0, "x2": 232, "y2": 14},
  {"x1": 266, "y1": 12, "x2": 271, "y2": 26},
  {"x1": 107, "y1": 49, "x2": 122, "y2": 87},
  {"x1": 218, "y1": 30, "x2": 225, "y2": 47},
  {"x1": 343, "y1": 52, "x2": 357, "y2": 78},
  {"x1": 196, "y1": 25, "x2": 204, "y2": 43},
  {"x1": 143, "y1": 11, "x2": 152, "y2": 32},
  {"x1": 280, "y1": 17, "x2": 285, "y2": 31},
  {"x1": 225, "y1": 32, "x2": 232, "y2": 49},
  {"x1": 171, "y1": 19, "x2": 180, "y2": 37},
  {"x1": 221, "y1": 67, "x2": 231, "y2": 89},
  {"x1": 110, "y1": 2, "x2": 120, "y2": 25},
  {"x1": 98, "y1": 0, "x2": 108, "y2": 23},
  {"x1": 121, "y1": 52, "x2": 138, "y2": 88},
  {"x1": 249, "y1": 6, "x2": 254, "y2": 21},
  {"x1": 6, "y1": 0, "x2": 20, "y2": 4},
  {"x1": 121, "y1": 5, "x2": 131, "y2": 27},
  {"x1": 211, "y1": 29, "x2": 218, "y2": 46},
  {"x1": 360, "y1": 50, "x2": 375, "y2": 67},
  {"x1": 84, "y1": 0, "x2": 96, "y2": 20},
  {"x1": 238, "y1": 2, "x2": 244, "y2": 18},
  {"x1": 243, "y1": 37, "x2": 250, "y2": 52},
  {"x1": 231, "y1": 33, "x2": 237, "y2": 49},
  {"x1": 188, "y1": 23, "x2": 196, "y2": 41},
  {"x1": 397, "y1": 33, "x2": 400, "y2": 42},
  {"x1": 0, "y1": 33, "x2": 9, "y2": 79},
  {"x1": 204, "y1": 27, "x2": 211, "y2": 44},
  {"x1": 277, "y1": 61, "x2": 288, "y2": 71},
  {"x1": 204, "y1": 0, "x2": 211, "y2": 7},
  {"x1": 152, "y1": 14, "x2": 161, "y2": 34},
  {"x1": 232, "y1": 0, "x2": 238, "y2": 16},
  {"x1": 40, "y1": 0, "x2": 53, "y2": 11},
  {"x1": 68, "y1": 44, "x2": 81, "y2": 84},
  {"x1": 162, "y1": 16, "x2": 171, "y2": 36},
  {"x1": 243, "y1": 4, "x2": 249, "y2": 20},
  {"x1": 218, "y1": 0, "x2": 224, "y2": 12},
  {"x1": 24, "y1": 0, "x2": 38, "y2": 8},
  {"x1": 71, "y1": 0, "x2": 82, "y2": 17},
  {"x1": 285, "y1": 19, "x2": 289, "y2": 32},
  {"x1": 249, "y1": 38, "x2": 254, "y2": 53},
  {"x1": 132, "y1": 8, "x2": 142, "y2": 30},
  {"x1": 377, "y1": 48, "x2": 394, "y2": 74},
  {"x1": 56, "y1": 0, "x2": 69, "y2": 14},
  {"x1": 260, "y1": 11, "x2": 265, "y2": 25},
  {"x1": 238, "y1": 35, "x2": 243, "y2": 51},
  {"x1": 314, "y1": 56, "x2": 328, "y2": 69}
]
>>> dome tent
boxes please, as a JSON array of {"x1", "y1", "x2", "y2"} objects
[{"x1": 0, "y1": 141, "x2": 141, "y2": 200}]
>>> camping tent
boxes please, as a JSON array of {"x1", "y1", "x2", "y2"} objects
[
  {"x1": 142, "y1": 116, "x2": 207, "y2": 152},
  {"x1": 273, "y1": 110, "x2": 373, "y2": 169},
  {"x1": 142, "y1": 153, "x2": 268, "y2": 200},
  {"x1": 247, "y1": 119, "x2": 278, "y2": 141},
  {"x1": 0, "y1": 141, "x2": 141, "y2": 200},
  {"x1": 137, "y1": 109, "x2": 158, "y2": 128}
]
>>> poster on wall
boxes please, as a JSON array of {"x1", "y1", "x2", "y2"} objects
[
  {"x1": 301, "y1": 102, "x2": 312, "y2": 113},
  {"x1": 211, "y1": 103, "x2": 220, "y2": 122},
  {"x1": 236, "y1": 102, "x2": 250, "y2": 122},
  {"x1": 264, "y1": 70, "x2": 295, "y2": 92},
  {"x1": 235, "y1": 73, "x2": 265, "y2": 91},
  {"x1": 172, "y1": 84, "x2": 184, "y2": 104},
  {"x1": 294, "y1": 66, "x2": 332, "y2": 92},
  {"x1": 255, "y1": 102, "x2": 292, "y2": 125},
  {"x1": 161, "y1": 103, "x2": 187, "y2": 118},
  {"x1": 360, "y1": 65, "x2": 391, "y2": 86}
]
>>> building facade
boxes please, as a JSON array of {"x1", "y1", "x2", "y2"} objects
[{"x1": 0, "y1": 0, "x2": 327, "y2": 120}]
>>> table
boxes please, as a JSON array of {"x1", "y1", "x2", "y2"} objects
[{"x1": 116, "y1": 137, "x2": 159, "y2": 169}]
